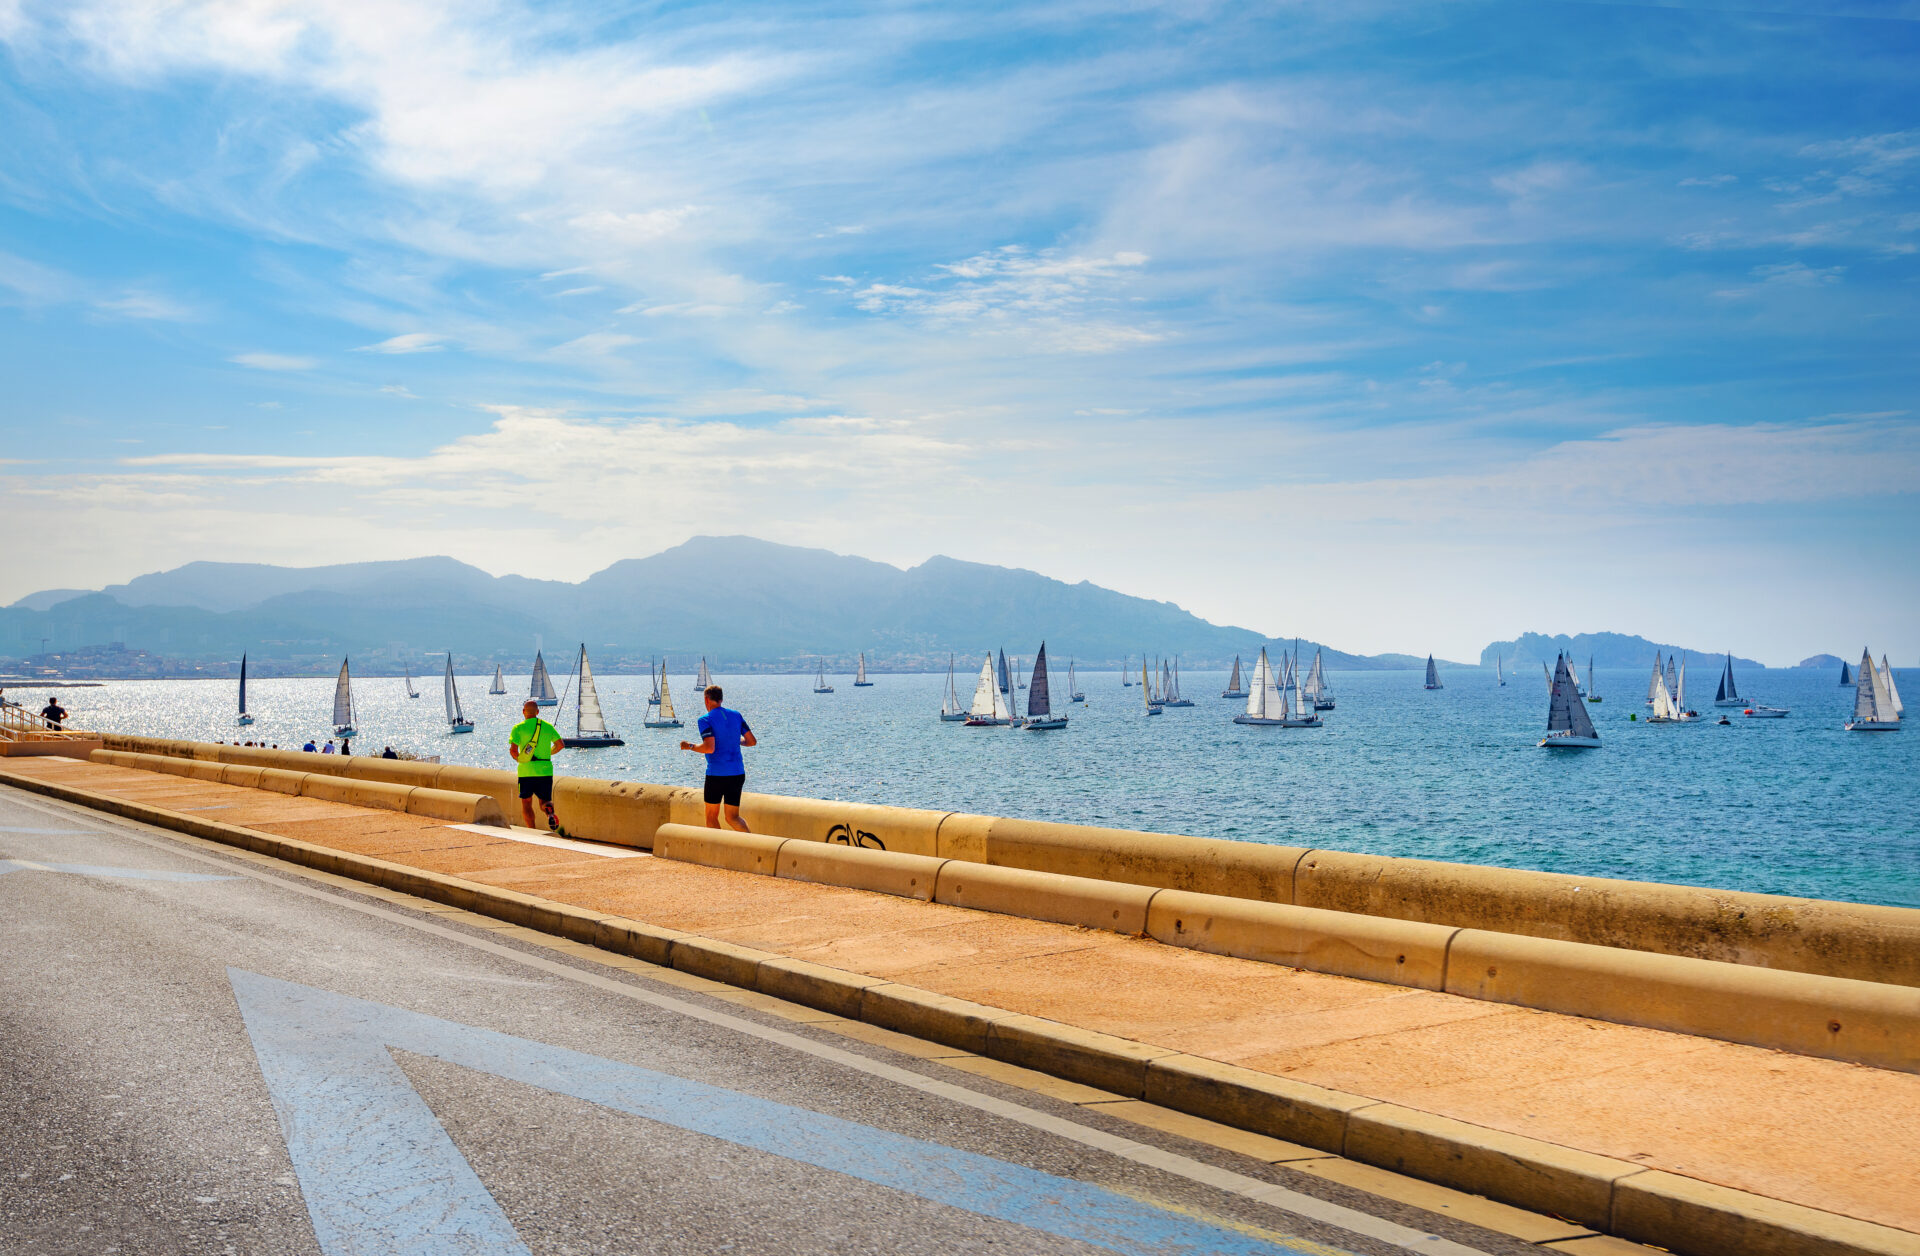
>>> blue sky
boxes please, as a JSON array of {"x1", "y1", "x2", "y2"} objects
[{"x1": 1, "y1": 0, "x2": 1916, "y2": 664}]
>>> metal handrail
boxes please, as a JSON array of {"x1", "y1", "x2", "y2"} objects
[{"x1": 0, "y1": 700, "x2": 96, "y2": 742}]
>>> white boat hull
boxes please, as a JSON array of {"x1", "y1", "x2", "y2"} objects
[
  {"x1": 1233, "y1": 715, "x2": 1284, "y2": 726},
  {"x1": 1647, "y1": 714, "x2": 1699, "y2": 724},
  {"x1": 1540, "y1": 733, "x2": 1601, "y2": 749},
  {"x1": 449, "y1": 722, "x2": 474, "y2": 734},
  {"x1": 533, "y1": 698, "x2": 557, "y2": 708},
  {"x1": 940, "y1": 711, "x2": 970, "y2": 722},
  {"x1": 643, "y1": 719, "x2": 684, "y2": 729},
  {"x1": 1744, "y1": 707, "x2": 1789, "y2": 719},
  {"x1": 1845, "y1": 720, "x2": 1901, "y2": 732}
]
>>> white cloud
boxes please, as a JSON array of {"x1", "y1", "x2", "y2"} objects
[
  {"x1": 229, "y1": 351, "x2": 317, "y2": 371},
  {"x1": 96, "y1": 289, "x2": 193, "y2": 320},
  {"x1": 356, "y1": 332, "x2": 444, "y2": 354}
]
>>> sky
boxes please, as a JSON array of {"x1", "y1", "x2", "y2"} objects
[{"x1": 1, "y1": 0, "x2": 1917, "y2": 666}]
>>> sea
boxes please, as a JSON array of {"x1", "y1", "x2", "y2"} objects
[{"x1": 20, "y1": 665, "x2": 1917, "y2": 910}]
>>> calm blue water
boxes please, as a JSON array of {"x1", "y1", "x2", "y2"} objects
[{"x1": 28, "y1": 666, "x2": 1919, "y2": 909}]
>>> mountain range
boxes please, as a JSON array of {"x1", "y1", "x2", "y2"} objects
[
  {"x1": 4, "y1": 537, "x2": 1825, "y2": 677},
  {"x1": 2, "y1": 537, "x2": 1429, "y2": 675}
]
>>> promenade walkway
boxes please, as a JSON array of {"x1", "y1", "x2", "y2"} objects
[{"x1": 6, "y1": 752, "x2": 1916, "y2": 1249}]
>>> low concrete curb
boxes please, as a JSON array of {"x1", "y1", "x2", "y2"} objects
[
  {"x1": 6, "y1": 764, "x2": 1916, "y2": 1256},
  {"x1": 91, "y1": 749, "x2": 504, "y2": 826},
  {"x1": 648, "y1": 825, "x2": 1920, "y2": 1075}
]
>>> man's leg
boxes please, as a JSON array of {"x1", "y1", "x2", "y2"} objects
[
  {"x1": 703, "y1": 802, "x2": 721, "y2": 829},
  {"x1": 722, "y1": 804, "x2": 751, "y2": 833},
  {"x1": 520, "y1": 797, "x2": 537, "y2": 827}
]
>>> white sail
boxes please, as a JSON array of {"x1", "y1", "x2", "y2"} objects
[
  {"x1": 1542, "y1": 661, "x2": 1552, "y2": 689},
  {"x1": 577, "y1": 645, "x2": 608, "y2": 737},
  {"x1": 1882, "y1": 655, "x2": 1904, "y2": 717},
  {"x1": 969, "y1": 656, "x2": 999, "y2": 718},
  {"x1": 1675, "y1": 658, "x2": 1688, "y2": 710},
  {"x1": 1142, "y1": 658, "x2": 1155, "y2": 708},
  {"x1": 444, "y1": 654, "x2": 467, "y2": 726},
  {"x1": 404, "y1": 667, "x2": 418, "y2": 698},
  {"x1": 332, "y1": 658, "x2": 354, "y2": 728},
  {"x1": 1647, "y1": 651, "x2": 1662, "y2": 704},
  {"x1": 856, "y1": 653, "x2": 868, "y2": 684},
  {"x1": 489, "y1": 664, "x2": 506, "y2": 694},
  {"x1": 1496, "y1": 653, "x2": 1504, "y2": 684},
  {"x1": 1546, "y1": 653, "x2": 1597, "y2": 739},
  {"x1": 530, "y1": 651, "x2": 557, "y2": 702},
  {"x1": 1853, "y1": 649, "x2": 1882, "y2": 723},
  {"x1": 1244, "y1": 649, "x2": 1272, "y2": 718},
  {"x1": 657, "y1": 664, "x2": 678, "y2": 722},
  {"x1": 1651, "y1": 671, "x2": 1678, "y2": 720},
  {"x1": 1665, "y1": 654, "x2": 1679, "y2": 700},
  {"x1": 942, "y1": 655, "x2": 963, "y2": 715},
  {"x1": 697, "y1": 657, "x2": 712, "y2": 690}
]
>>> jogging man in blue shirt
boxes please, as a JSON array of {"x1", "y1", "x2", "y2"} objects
[{"x1": 680, "y1": 685, "x2": 756, "y2": 831}]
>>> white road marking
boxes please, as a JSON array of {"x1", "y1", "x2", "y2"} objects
[
  {"x1": 447, "y1": 822, "x2": 648, "y2": 858},
  {"x1": 2, "y1": 786, "x2": 1490, "y2": 1256}
]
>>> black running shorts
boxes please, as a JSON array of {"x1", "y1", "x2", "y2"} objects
[
  {"x1": 703, "y1": 773, "x2": 745, "y2": 806},
  {"x1": 518, "y1": 775, "x2": 554, "y2": 801}
]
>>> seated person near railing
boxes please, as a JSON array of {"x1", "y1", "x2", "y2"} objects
[{"x1": 40, "y1": 697, "x2": 67, "y2": 730}]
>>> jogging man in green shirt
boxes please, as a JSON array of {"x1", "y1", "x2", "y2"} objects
[{"x1": 509, "y1": 697, "x2": 566, "y2": 830}]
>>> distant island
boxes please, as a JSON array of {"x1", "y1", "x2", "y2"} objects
[{"x1": 1480, "y1": 632, "x2": 1765, "y2": 673}]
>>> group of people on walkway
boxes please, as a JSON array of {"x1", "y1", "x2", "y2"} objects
[{"x1": 510, "y1": 684, "x2": 755, "y2": 834}]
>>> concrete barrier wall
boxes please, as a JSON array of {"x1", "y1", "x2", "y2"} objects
[
  {"x1": 101, "y1": 734, "x2": 1920, "y2": 988},
  {"x1": 91, "y1": 748, "x2": 503, "y2": 826}
]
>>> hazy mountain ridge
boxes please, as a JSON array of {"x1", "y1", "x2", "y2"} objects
[
  {"x1": 5, "y1": 537, "x2": 1430, "y2": 673},
  {"x1": 1482, "y1": 632, "x2": 1765, "y2": 673}
]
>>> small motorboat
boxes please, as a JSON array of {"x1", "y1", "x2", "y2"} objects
[{"x1": 1744, "y1": 706, "x2": 1789, "y2": 719}]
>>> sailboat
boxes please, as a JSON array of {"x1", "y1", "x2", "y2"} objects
[
  {"x1": 1665, "y1": 654, "x2": 1679, "y2": 704},
  {"x1": 529, "y1": 651, "x2": 558, "y2": 708},
  {"x1": 1496, "y1": 653, "x2": 1507, "y2": 687},
  {"x1": 568, "y1": 644, "x2": 624, "y2": 746},
  {"x1": 404, "y1": 666, "x2": 420, "y2": 699},
  {"x1": 1649, "y1": 656, "x2": 1699, "y2": 723},
  {"x1": 648, "y1": 661, "x2": 662, "y2": 706},
  {"x1": 1839, "y1": 660, "x2": 1853, "y2": 687},
  {"x1": 997, "y1": 649, "x2": 1012, "y2": 694},
  {"x1": 1234, "y1": 649, "x2": 1288, "y2": 726},
  {"x1": 1585, "y1": 657, "x2": 1600, "y2": 703},
  {"x1": 696, "y1": 657, "x2": 712, "y2": 692},
  {"x1": 1424, "y1": 654, "x2": 1443, "y2": 690},
  {"x1": 444, "y1": 654, "x2": 473, "y2": 734},
  {"x1": 236, "y1": 653, "x2": 254, "y2": 726},
  {"x1": 645, "y1": 660, "x2": 684, "y2": 729},
  {"x1": 1121, "y1": 655, "x2": 1133, "y2": 687},
  {"x1": 488, "y1": 664, "x2": 506, "y2": 695},
  {"x1": 854, "y1": 653, "x2": 873, "y2": 687},
  {"x1": 1646, "y1": 651, "x2": 1664, "y2": 706},
  {"x1": 1164, "y1": 656, "x2": 1193, "y2": 706},
  {"x1": 331, "y1": 657, "x2": 357, "y2": 737},
  {"x1": 1883, "y1": 655, "x2": 1905, "y2": 719},
  {"x1": 1835, "y1": 652, "x2": 1896, "y2": 733},
  {"x1": 1845, "y1": 648, "x2": 1901, "y2": 731},
  {"x1": 1712, "y1": 653, "x2": 1742, "y2": 707},
  {"x1": 964, "y1": 655, "x2": 1011, "y2": 726},
  {"x1": 1279, "y1": 651, "x2": 1323, "y2": 727},
  {"x1": 813, "y1": 659, "x2": 834, "y2": 694},
  {"x1": 1306, "y1": 648, "x2": 1334, "y2": 710},
  {"x1": 1540, "y1": 652, "x2": 1601, "y2": 748},
  {"x1": 1142, "y1": 658, "x2": 1162, "y2": 715},
  {"x1": 1221, "y1": 655, "x2": 1246, "y2": 699},
  {"x1": 1023, "y1": 643, "x2": 1068, "y2": 730},
  {"x1": 1068, "y1": 660, "x2": 1085, "y2": 703},
  {"x1": 940, "y1": 654, "x2": 969, "y2": 721}
]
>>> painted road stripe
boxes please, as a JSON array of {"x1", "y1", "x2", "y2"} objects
[
  {"x1": 0, "y1": 858, "x2": 238, "y2": 882},
  {"x1": 448, "y1": 822, "x2": 648, "y2": 858},
  {"x1": 0, "y1": 788, "x2": 1487, "y2": 1256},
  {"x1": 0, "y1": 826, "x2": 101, "y2": 834},
  {"x1": 231, "y1": 968, "x2": 1341, "y2": 1256}
]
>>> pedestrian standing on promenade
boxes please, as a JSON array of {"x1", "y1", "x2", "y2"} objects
[
  {"x1": 509, "y1": 697, "x2": 566, "y2": 831},
  {"x1": 679, "y1": 685, "x2": 756, "y2": 831},
  {"x1": 340, "y1": 738, "x2": 351, "y2": 756},
  {"x1": 302, "y1": 740, "x2": 317, "y2": 752},
  {"x1": 41, "y1": 697, "x2": 67, "y2": 730},
  {"x1": 322, "y1": 739, "x2": 335, "y2": 754}
]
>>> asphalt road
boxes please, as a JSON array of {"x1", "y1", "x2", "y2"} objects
[{"x1": 0, "y1": 783, "x2": 1534, "y2": 1256}]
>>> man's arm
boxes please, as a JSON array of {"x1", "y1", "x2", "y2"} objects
[
  {"x1": 741, "y1": 727, "x2": 757, "y2": 747},
  {"x1": 679, "y1": 735, "x2": 716, "y2": 754}
]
